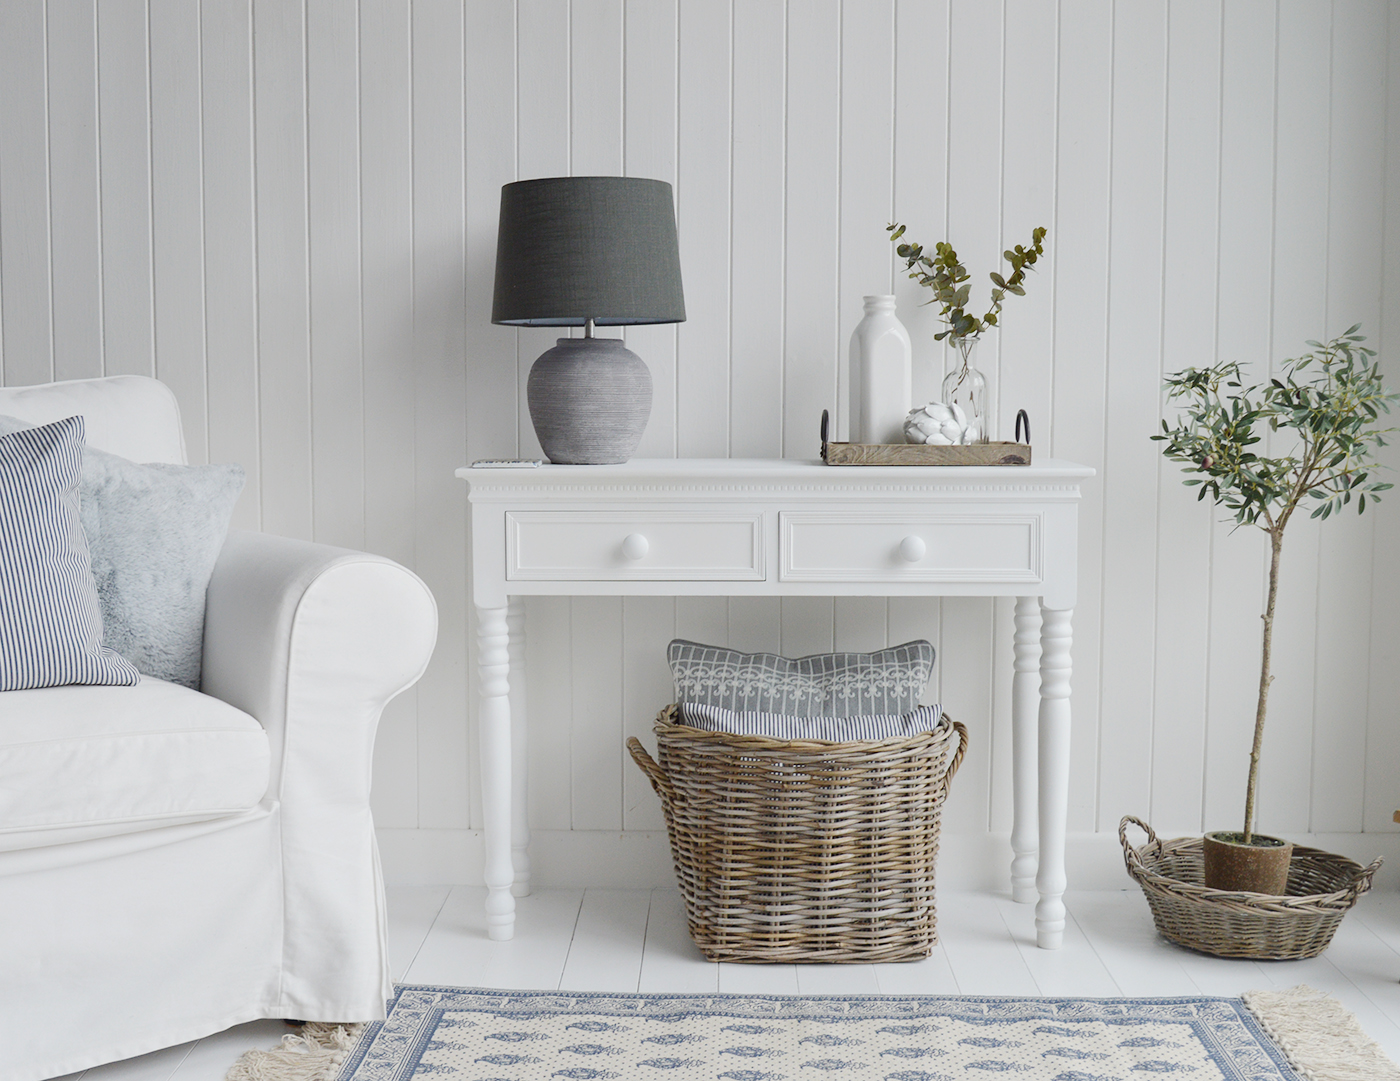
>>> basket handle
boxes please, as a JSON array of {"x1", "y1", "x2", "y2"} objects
[
  {"x1": 1119, "y1": 815, "x2": 1161, "y2": 876},
  {"x1": 626, "y1": 737, "x2": 673, "y2": 805},
  {"x1": 1349, "y1": 856, "x2": 1384, "y2": 899},
  {"x1": 940, "y1": 717, "x2": 969, "y2": 794}
]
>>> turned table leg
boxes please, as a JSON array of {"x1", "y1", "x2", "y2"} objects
[
  {"x1": 476, "y1": 603, "x2": 515, "y2": 941},
  {"x1": 1036, "y1": 604, "x2": 1075, "y2": 952},
  {"x1": 1010, "y1": 596, "x2": 1041, "y2": 904},
  {"x1": 507, "y1": 599, "x2": 530, "y2": 897},
  {"x1": 1035, "y1": 604, "x2": 1073, "y2": 949}
]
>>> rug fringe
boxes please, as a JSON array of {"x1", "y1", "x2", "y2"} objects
[
  {"x1": 223, "y1": 1022, "x2": 364, "y2": 1081},
  {"x1": 1243, "y1": 984, "x2": 1400, "y2": 1081}
]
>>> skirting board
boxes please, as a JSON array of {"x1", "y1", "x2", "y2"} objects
[{"x1": 377, "y1": 827, "x2": 1400, "y2": 892}]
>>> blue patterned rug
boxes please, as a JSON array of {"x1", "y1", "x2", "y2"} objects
[{"x1": 329, "y1": 985, "x2": 1314, "y2": 1081}]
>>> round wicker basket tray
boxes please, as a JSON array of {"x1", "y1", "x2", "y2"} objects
[{"x1": 1119, "y1": 816, "x2": 1381, "y2": 960}]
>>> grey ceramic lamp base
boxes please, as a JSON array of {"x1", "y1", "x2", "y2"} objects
[{"x1": 526, "y1": 337, "x2": 653, "y2": 464}]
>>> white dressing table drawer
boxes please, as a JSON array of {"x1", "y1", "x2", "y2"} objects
[
  {"x1": 780, "y1": 511, "x2": 1042, "y2": 584},
  {"x1": 507, "y1": 511, "x2": 765, "y2": 581}
]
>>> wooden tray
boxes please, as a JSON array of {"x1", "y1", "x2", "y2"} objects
[{"x1": 820, "y1": 409, "x2": 1032, "y2": 466}]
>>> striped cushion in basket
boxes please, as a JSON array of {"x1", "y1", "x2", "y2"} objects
[
  {"x1": 677, "y1": 700, "x2": 943, "y2": 742},
  {"x1": 0, "y1": 417, "x2": 140, "y2": 691}
]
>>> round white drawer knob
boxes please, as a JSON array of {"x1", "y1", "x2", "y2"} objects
[
  {"x1": 898, "y1": 535, "x2": 927, "y2": 563},
  {"x1": 621, "y1": 533, "x2": 650, "y2": 560}
]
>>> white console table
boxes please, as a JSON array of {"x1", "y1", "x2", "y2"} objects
[{"x1": 457, "y1": 457, "x2": 1093, "y2": 950}]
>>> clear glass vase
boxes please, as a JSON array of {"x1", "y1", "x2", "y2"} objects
[{"x1": 941, "y1": 337, "x2": 988, "y2": 444}]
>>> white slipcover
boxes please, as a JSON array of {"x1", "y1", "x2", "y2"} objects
[
  {"x1": 0, "y1": 679, "x2": 269, "y2": 848},
  {"x1": 0, "y1": 377, "x2": 438, "y2": 1081}
]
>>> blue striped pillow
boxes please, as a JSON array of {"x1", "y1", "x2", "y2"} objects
[
  {"x1": 677, "y1": 701, "x2": 944, "y2": 743},
  {"x1": 0, "y1": 416, "x2": 140, "y2": 690}
]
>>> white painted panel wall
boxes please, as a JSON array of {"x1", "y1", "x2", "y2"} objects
[{"x1": 1, "y1": 0, "x2": 1397, "y2": 881}]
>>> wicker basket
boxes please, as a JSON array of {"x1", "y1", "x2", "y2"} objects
[
  {"x1": 626, "y1": 705, "x2": 968, "y2": 964},
  {"x1": 1120, "y1": 816, "x2": 1381, "y2": 960}
]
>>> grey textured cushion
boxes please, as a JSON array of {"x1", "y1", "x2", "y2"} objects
[
  {"x1": 0, "y1": 415, "x2": 245, "y2": 688},
  {"x1": 667, "y1": 639, "x2": 934, "y2": 716},
  {"x1": 677, "y1": 701, "x2": 944, "y2": 743}
]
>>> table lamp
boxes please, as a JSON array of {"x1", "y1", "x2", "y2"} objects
[{"x1": 492, "y1": 176, "x2": 686, "y2": 464}]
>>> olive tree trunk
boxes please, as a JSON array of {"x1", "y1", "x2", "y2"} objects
[{"x1": 1242, "y1": 530, "x2": 1283, "y2": 844}]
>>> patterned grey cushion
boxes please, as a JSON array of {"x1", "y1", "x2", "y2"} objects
[
  {"x1": 667, "y1": 638, "x2": 934, "y2": 716},
  {"x1": 677, "y1": 701, "x2": 944, "y2": 742}
]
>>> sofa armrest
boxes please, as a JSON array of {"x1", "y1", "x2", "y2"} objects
[
  {"x1": 201, "y1": 530, "x2": 438, "y2": 799},
  {"x1": 200, "y1": 530, "x2": 435, "y2": 1016}
]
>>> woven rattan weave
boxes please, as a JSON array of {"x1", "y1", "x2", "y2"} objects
[
  {"x1": 627, "y1": 705, "x2": 967, "y2": 964},
  {"x1": 1119, "y1": 816, "x2": 1381, "y2": 960}
]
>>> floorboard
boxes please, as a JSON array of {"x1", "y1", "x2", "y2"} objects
[
  {"x1": 51, "y1": 886, "x2": 1400, "y2": 1079},
  {"x1": 403, "y1": 885, "x2": 584, "y2": 989},
  {"x1": 638, "y1": 888, "x2": 720, "y2": 993},
  {"x1": 558, "y1": 888, "x2": 652, "y2": 992},
  {"x1": 997, "y1": 895, "x2": 1121, "y2": 997},
  {"x1": 936, "y1": 890, "x2": 1040, "y2": 996},
  {"x1": 76, "y1": 1042, "x2": 193, "y2": 1081},
  {"x1": 385, "y1": 884, "x2": 452, "y2": 982}
]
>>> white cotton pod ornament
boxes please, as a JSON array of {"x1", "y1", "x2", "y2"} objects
[
  {"x1": 905, "y1": 400, "x2": 973, "y2": 445},
  {"x1": 903, "y1": 406, "x2": 938, "y2": 444}
]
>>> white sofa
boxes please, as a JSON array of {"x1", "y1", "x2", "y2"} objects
[{"x1": 0, "y1": 377, "x2": 438, "y2": 1081}]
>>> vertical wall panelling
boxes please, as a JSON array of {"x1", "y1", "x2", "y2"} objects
[
  {"x1": 252, "y1": 0, "x2": 313, "y2": 538},
  {"x1": 1095, "y1": 2, "x2": 1167, "y2": 833},
  {"x1": 2, "y1": 0, "x2": 1397, "y2": 883},
  {"x1": 1147, "y1": 0, "x2": 1220, "y2": 832},
  {"x1": 1209, "y1": 0, "x2": 1282, "y2": 834},
  {"x1": 151, "y1": 0, "x2": 210, "y2": 463},
  {"x1": 1050, "y1": 0, "x2": 1112, "y2": 832},
  {"x1": 360, "y1": 0, "x2": 418, "y2": 829},
  {"x1": 567, "y1": 0, "x2": 627, "y2": 833},
  {"x1": 571, "y1": 0, "x2": 623, "y2": 176},
  {"x1": 781, "y1": 0, "x2": 840, "y2": 458},
  {"x1": 515, "y1": 0, "x2": 572, "y2": 462},
  {"x1": 96, "y1": 0, "x2": 154, "y2": 379},
  {"x1": 515, "y1": 0, "x2": 575, "y2": 834},
  {"x1": 621, "y1": 596, "x2": 674, "y2": 832},
  {"x1": 201, "y1": 0, "x2": 261, "y2": 531},
  {"x1": 625, "y1": 0, "x2": 680, "y2": 458},
  {"x1": 571, "y1": 597, "x2": 625, "y2": 830},
  {"x1": 527, "y1": 596, "x2": 576, "y2": 832},
  {"x1": 838, "y1": 0, "x2": 897, "y2": 440},
  {"x1": 411, "y1": 0, "x2": 469, "y2": 830},
  {"x1": 886, "y1": 0, "x2": 949, "y2": 739},
  {"x1": 935, "y1": 0, "x2": 1003, "y2": 835},
  {"x1": 46, "y1": 0, "x2": 104, "y2": 382},
  {"x1": 306, "y1": 0, "x2": 364, "y2": 550},
  {"x1": 1311, "y1": 0, "x2": 1387, "y2": 834},
  {"x1": 465, "y1": 0, "x2": 522, "y2": 832},
  {"x1": 1363, "y1": 0, "x2": 1400, "y2": 835},
  {"x1": 729, "y1": 0, "x2": 785, "y2": 459},
  {"x1": 675, "y1": 0, "x2": 732, "y2": 457},
  {"x1": 1209, "y1": 0, "x2": 1326, "y2": 834},
  {"x1": 988, "y1": 0, "x2": 1058, "y2": 835},
  {"x1": 891, "y1": 0, "x2": 949, "y2": 414},
  {"x1": 780, "y1": 596, "x2": 837, "y2": 659},
  {"x1": 0, "y1": 1, "x2": 55, "y2": 385}
]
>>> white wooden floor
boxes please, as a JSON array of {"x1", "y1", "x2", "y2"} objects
[{"x1": 55, "y1": 887, "x2": 1400, "y2": 1080}]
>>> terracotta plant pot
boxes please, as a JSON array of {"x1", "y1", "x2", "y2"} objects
[{"x1": 1202, "y1": 831, "x2": 1293, "y2": 894}]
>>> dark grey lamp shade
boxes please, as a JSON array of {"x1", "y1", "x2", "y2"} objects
[{"x1": 491, "y1": 176, "x2": 685, "y2": 326}]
